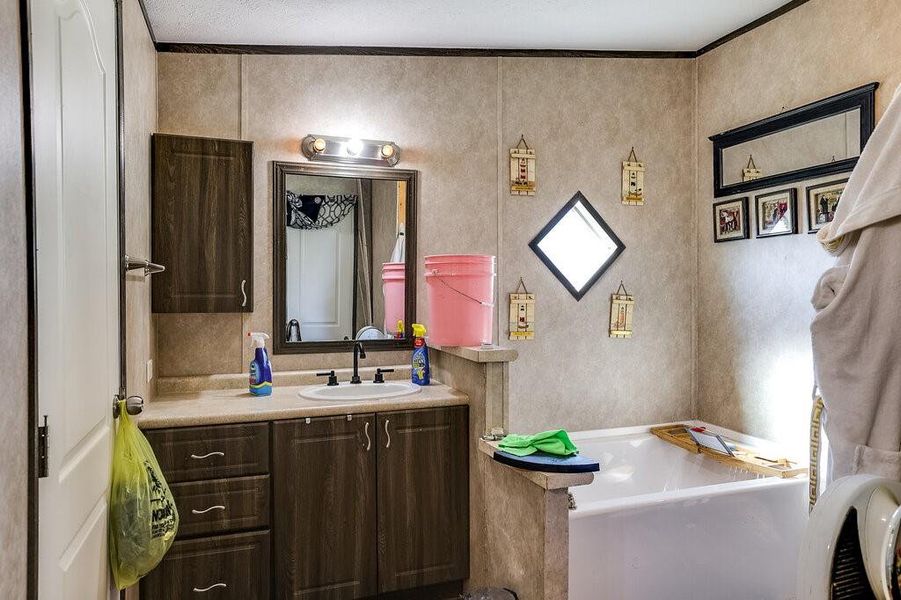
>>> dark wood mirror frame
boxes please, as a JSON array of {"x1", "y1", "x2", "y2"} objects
[
  {"x1": 271, "y1": 161, "x2": 417, "y2": 354},
  {"x1": 709, "y1": 82, "x2": 878, "y2": 198}
]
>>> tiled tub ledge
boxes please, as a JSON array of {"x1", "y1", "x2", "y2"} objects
[
  {"x1": 478, "y1": 438, "x2": 594, "y2": 490},
  {"x1": 431, "y1": 344, "x2": 518, "y2": 364}
]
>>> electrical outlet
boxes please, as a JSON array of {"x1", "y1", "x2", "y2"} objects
[{"x1": 146, "y1": 359, "x2": 154, "y2": 383}]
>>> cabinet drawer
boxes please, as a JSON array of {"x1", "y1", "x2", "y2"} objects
[
  {"x1": 145, "y1": 423, "x2": 269, "y2": 483},
  {"x1": 140, "y1": 530, "x2": 270, "y2": 600},
  {"x1": 171, "y1": 475, "x2": 269, "y2": 538}
]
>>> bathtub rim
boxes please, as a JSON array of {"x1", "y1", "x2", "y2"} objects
[{"x1": 568, "y1": 419, "x2": 809, "y2": 519}]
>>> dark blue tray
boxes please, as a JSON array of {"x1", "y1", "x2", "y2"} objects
[{"x1": 492, "y1": 450, "x2": 600, "y2": 473}]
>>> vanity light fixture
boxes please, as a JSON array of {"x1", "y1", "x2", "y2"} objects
[
  {"x1": 301, "y1": 134, "x2": 401, "y2": 167},
  {"x1": 345, "y1": 138, "x2": 364, "y2": 156}
]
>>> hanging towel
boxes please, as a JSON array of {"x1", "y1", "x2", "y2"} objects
[
  {"x1": 811, "y1": 85, "x2": 901, "y2": 483},
  {"x1": 498, "y1": 430, "x2": 579, "y2": 457}
]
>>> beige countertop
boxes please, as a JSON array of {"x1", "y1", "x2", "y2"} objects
[{"x1": 137, "y1": 382, "x2": 467, "y2": 429}]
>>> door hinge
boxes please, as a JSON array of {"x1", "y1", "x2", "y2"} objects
[{"x1": 37, "y1": 415, "x2": 49, "y2": 478}]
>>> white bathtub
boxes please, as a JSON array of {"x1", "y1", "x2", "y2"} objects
[{"x1": 568, "y1": 422, "x2": 808, "y2": 600}]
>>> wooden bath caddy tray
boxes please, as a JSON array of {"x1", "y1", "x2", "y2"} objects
[{"x1": 650, "y1": 424, "x2": 807, "y2": 479}]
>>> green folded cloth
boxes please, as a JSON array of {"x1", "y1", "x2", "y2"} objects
[{"x1": 498, "y1": 430, "x2": 579, "y2": 457}]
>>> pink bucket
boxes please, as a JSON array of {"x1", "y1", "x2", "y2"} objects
[
  {"x1": 424, "y1": 255, "x2": 496, "y2": 346},
  {"x1": 382, "y1": 262, "x2": 405, "y2": 336}
]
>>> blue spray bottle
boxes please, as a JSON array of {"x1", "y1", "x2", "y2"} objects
[
  {"x1": 247, "y1": 332, "x2": 272, "y2": 396},
  {"x1": 411, "y1": 323, "x2": 430, "y2": 386}
]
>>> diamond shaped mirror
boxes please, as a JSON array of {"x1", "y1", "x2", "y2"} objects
[{"x1": 529, "y1": 191, "x2": 625, "y2": 300}]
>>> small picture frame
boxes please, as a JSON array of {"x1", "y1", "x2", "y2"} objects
[
  {"x1": 713, "y1": 197, "x2": 749, "y2": 243},
  {"x1": 755, "y1": 189, "x2": 797, "y2": 238},
  {"x1": 806, "y1": 178, "x2": 848, "y2": 233}
]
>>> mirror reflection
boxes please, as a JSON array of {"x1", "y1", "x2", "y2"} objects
[
  {"x1": 720, "y1": 108, "x2": 861, "y2": 187},
  {"x1": 282, "y1": 173, "x2": 407, "y2": 344}
]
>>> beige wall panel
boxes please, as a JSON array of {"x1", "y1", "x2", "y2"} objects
[{"x1": 695, "y1": 0, "x2": 901, "y2": 453}]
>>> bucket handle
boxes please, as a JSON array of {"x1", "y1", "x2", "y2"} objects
[{"x1": 428, "y1": 269, "x2": 495, "y2": 307}]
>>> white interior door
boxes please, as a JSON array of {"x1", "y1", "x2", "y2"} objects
[
  {"x1": 31, "y1": 0, "x2": 119, "y2": 596},
  {"x1": 285, "y1": 216, "x2": 355, "y2": 341}
]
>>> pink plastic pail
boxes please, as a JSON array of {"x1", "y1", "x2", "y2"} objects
[
  {"x1": 424, "y1": 255, "x2": 496, "y2": 346},
  {"x1": 382, "y1": 262, "x2": 406, "y2": 336}
]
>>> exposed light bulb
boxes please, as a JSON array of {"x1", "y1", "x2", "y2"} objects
[
  {"x1": 345, "y1": 138, "x2": 364, "y2": 156},
  {"x1": 380, "y1": 144, "x2": 396, "y2": 158}
]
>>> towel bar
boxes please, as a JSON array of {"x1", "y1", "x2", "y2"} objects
[{"x1": 123, "y1": 255, "x2": 165, "y2": 277}]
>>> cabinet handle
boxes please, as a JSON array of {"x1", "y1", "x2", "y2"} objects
[
  {"x1": 384, "y1": 419, "x2": 391, "y2": 449},
  {"x1": 240, "y1": 279, "x2": 247, "y2": 307},
  {"x1": 364, "y1": 421, "x2": 371, "y2": 451},
  {"x1": 191, "y1": 505, "x2": 225, "y2": 515},
  {"x1": 193, "y1": 583, "x2": 227, "y2": 593},
  {"x1": 190, "y1": 451, "x2": 224, "y2": 460}
]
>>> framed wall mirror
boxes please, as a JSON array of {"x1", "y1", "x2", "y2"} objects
[
  {"x1": 272, "y1": 161, "x2": 417, "y2": 354},
  {"x1": 710, "y1": 83, "x2": 877, "y2": 197}
]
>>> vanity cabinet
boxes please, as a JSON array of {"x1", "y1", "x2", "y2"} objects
[
  {"x1": 377, "y1": 407, "x2": 469, "y2": 593},
  {"x1": 273, "y1": 414, "x2": 379, "y2": 599},
  {"x1": 140, "y1": 406, "x2": 469, "y2": 600},
  {"x1": 151, "y1": 133, "x2": 253, "y2": 313},
  {"x1": 142, "y1": 423, "x2": 271, "y2": 599}
]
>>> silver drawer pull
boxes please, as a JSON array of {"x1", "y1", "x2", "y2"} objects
[
  {"x1": 189, "y1": 451, "x2": 224, "y2": 460},
  {"x1": 191, "y1": 505, "x2": 225, "y2": 515},
  {"x1": 240, "y1": 279, "x2": 247, "y2": 307},
  {"x1": 384, "y1": 419, "x2": 391, "y2": 448},
  {"x1": 364, "y1": 421, "x2": 371, "y2": 451},
  {"x1": 193, "y1": 583, "x2": 227, "y2": 593}
]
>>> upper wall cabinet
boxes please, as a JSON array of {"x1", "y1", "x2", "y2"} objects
[
  {"x1": 152, "y1": 134, "x2": 253, "y2": 313},
  {"x1": 709, "y1": 83, "x2": 877, "y2": 197}
]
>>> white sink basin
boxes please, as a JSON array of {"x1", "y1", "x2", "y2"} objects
[{"x1": 298, "y1": 381, "x2": 421, "y2": 401}]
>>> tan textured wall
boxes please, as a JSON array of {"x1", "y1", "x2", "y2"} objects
[
  {"x1": 696, "y1": 0, "x2": 901, "y2": 453},
  {"x1": 501, "y1": 58, "x2": 696, "y2": 433},
  {"x1": 123, "y1": 0, "x2": 158, "y2": 400},
  {"x1": 155, "y1": 54, "x2": 697, "y2": 433},
  {"x1": 0, "y1": 0, "x2": 28, "y2": 595}
]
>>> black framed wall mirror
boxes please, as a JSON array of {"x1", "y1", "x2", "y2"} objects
[
  {"x1": 710, "y1": 83, "x2": 878, "y2": 197},
  {"x1": 272, "y1": 161, "x2": 417, "y2": 354}
]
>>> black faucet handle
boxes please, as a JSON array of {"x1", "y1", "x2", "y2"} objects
[
  {"x1": 373, "y1": 368, "x2": 395, "y2": 384},
  {"x1": 316, "y1": 370, "x2": 339, "y2": 386}
]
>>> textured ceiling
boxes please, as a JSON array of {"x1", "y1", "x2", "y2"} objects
[{"x1": 143, "y1": 0, "x2": 794, "y2": 50}]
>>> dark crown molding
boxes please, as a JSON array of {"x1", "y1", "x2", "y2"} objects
[{"x1": 144, "y1": 0, "x2": 810, "y2": 58}]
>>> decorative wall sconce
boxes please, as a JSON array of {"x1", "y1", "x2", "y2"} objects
[
  {"x1": 510, "y1": 135, "x2": 536, "y2": 196},
  {"x1": 621, "y1": 147, "x2": 645, "y2": 206},
  {"x1": 508, "y1": 278, "x2": 535, "y2": 340},
  {"x1": 742, "y1": 155, "x2": 762, "y2": 182},
  {"x1": 609, "y1": 281, "x2": 634, "y2": 338},
  {"x1": 301, "y1": 134, "x2": 400, "y2": 167}
]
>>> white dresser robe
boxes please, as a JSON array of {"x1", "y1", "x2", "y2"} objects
[{"x1": 811, "y1": 83, "x2": 901, "y2": 482}]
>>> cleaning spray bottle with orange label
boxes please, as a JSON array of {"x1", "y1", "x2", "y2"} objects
[{"x1": 411, "y1": 323, "x2": 430, "y2": 386}]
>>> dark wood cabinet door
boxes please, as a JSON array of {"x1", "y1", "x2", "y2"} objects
[
  {"x1": 273, "y1": 415, "x2": 378, "y2": 600},
  {"x1": 376, "y1": 406, "x2": 469, "y2": 593},
  {"x1": 140, "y1": 530, "x2": 270, "y2": 600},
  {"x1": 170, "y1": 475, "x2": 270, "y2": 538},
  {"x1": 152, "y1": 133, "x2": 253, "y2": 313},
  {"x1": 144, "y1": 422, "x2": 269, "y2": 483}
]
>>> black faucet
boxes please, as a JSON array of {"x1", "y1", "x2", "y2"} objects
[{"x1": 350, "y1": 342, "x2": 366, "y2": 384}]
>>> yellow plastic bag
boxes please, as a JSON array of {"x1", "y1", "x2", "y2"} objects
[{"x1": 108, "y1": 403, "x2": 179, "y2": 589}]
